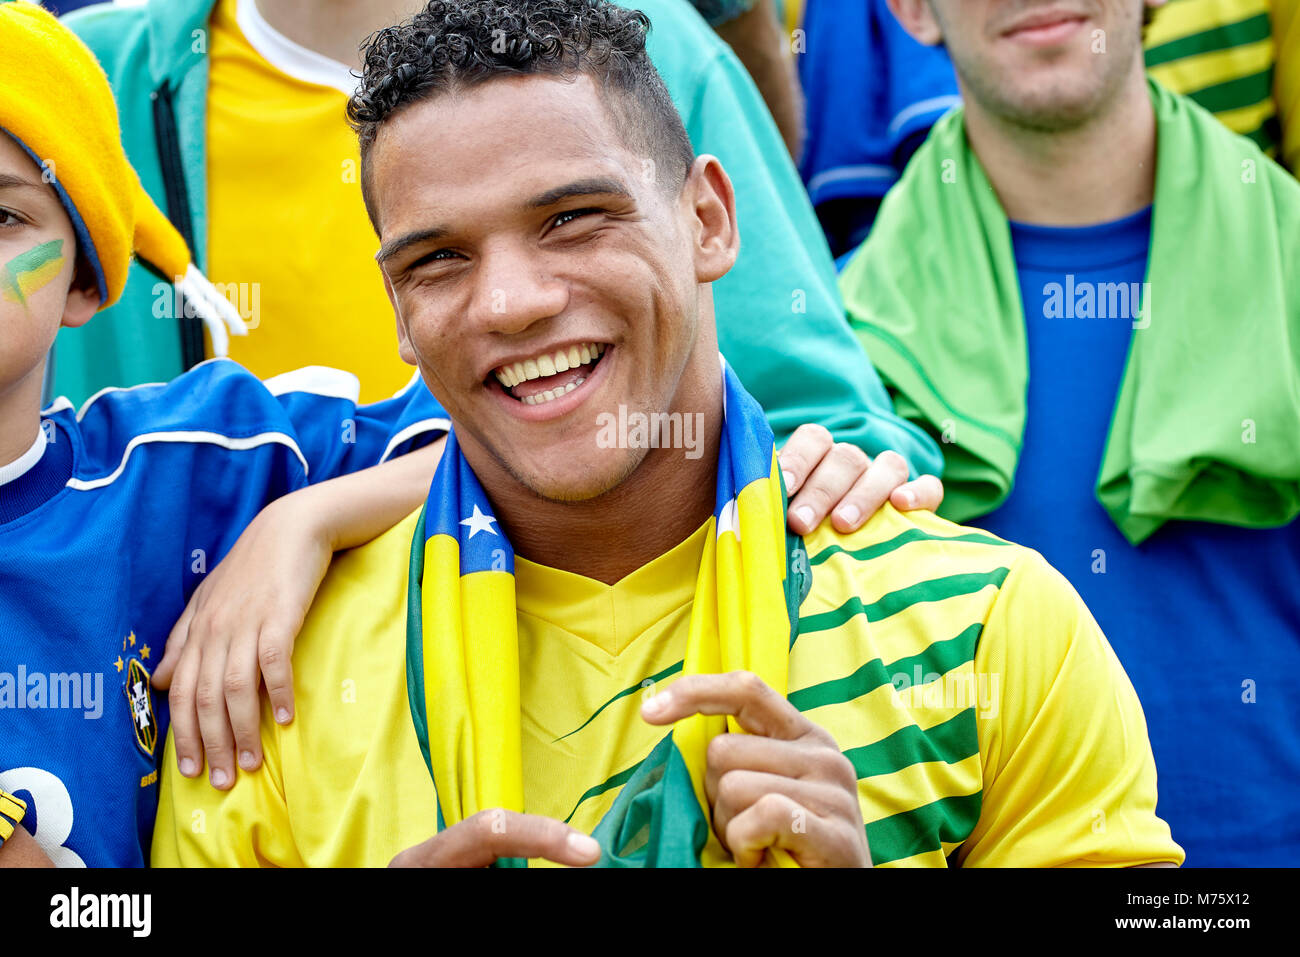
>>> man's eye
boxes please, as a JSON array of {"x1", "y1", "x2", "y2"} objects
[
  {"x1": 411, "y1": 249, "x2": 460, "y2": 268},
  {"x1": 553, "y1": 208, "x2": 600, "y2": 229}
]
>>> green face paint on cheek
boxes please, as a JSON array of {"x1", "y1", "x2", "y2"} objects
[{"x1": 1, "y1": 239, "x2": 65, "y2": 306}]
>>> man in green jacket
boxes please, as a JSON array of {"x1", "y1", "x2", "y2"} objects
[{"x1": 59, "y1": 0, "x2": 941, "y2": 487}]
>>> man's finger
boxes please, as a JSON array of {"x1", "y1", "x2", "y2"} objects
[
  {"x1": 394, "y1": 810, "x2": 601, "y2": 868},
  {"x1": 152, "y1": 601, "x2": 196, "y2": 689},
  {"x1": 828, "y1": 449, "x2": 910, "y2": 532},
  {"x1": 224, "y1": 630, "x2": 264, "y2": 774},
  {"x1": 258, "y1": 624, "x2": 297, "y2": 726},
  {"x1": 725, "y1": 792, "x2": 853, "y2": 868},
  {"x1": 710, "y1": 768, "x2": 859, "y2": 844},
  {"x1": 786, "y1": 442, "x2": 872, "y2": 534},
  {"x1": 890, "y1": 473, "x2": 944, "y2": 513},
  {"x1": 777, "y1": 424, "x2": 834, "y2": 499},
  {"x1": 641, "y1": 671, "x2": 812, "y2": 740},
  {"x1": 704, "y1": 733, "x2": 856, "y2": 800}
]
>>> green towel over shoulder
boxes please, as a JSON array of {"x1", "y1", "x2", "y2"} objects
[{"x1": 842, "y1": 79, "x2": 1300, "y2": 544}]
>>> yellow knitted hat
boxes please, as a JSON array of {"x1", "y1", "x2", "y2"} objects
[{"x1": 0, "y1": 0, "x2": 244, "y2": 351}]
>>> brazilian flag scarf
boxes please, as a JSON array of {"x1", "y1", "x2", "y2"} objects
[
  {"x1": 842, "y1": 79, "x2": 1300, "y2": 544},
  {"x1": 404, "y1": 359, "x2": 809, "y2": 867}
]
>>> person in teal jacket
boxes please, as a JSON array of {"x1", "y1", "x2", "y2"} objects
[{"x1": 57, "y1": 0, "x2": 941, "y2": 478}]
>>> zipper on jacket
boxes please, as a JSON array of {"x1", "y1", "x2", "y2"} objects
[{"x1": 151, "y1": 81, "x2": 205, "y2": 370}]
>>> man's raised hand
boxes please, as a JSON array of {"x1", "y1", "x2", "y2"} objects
[{"x1": 641, "y1": 671, "x2": 870, "y2": 868}]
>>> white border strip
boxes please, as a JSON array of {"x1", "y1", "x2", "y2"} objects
[
  {"x1": 806, "y1": 163, "x2": 897, "y2": 197},
  {"x1": 263, "y1": 366, "x2": 361, "y2": 403},
  {"x1": 236, "y1": 0, "x2": 359, "y2": 96},
  {"x1": 887, "y1": 94, "x2": 962, "y2": 138},
  {"x1": 0, "y1": 428, "x2": 48, "y2": 487},
  {"x1": 379, "y1": 418, "x2": 451, "y2": 463},
  {"x1": 66, "y1": 430, "x2": 310, "y2": 492}
]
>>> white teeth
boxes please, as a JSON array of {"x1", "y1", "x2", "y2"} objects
[{"x1": 494, "y1": 343, "x2": 606, "y2": 397}]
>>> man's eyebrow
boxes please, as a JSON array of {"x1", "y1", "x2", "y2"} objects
[
  {"x1": 376, "y1": 226, "x2": 448, "y2": 266},
  {"x1": 528, "y1": 177, "x2": 631, "y2": 208},
  {"x1": 0, "y1": 173, "x2": 47, "y2": 193}
]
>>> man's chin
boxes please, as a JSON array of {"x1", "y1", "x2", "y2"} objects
[
  {"x1": 993, "y1": 78, "x2": 1111, "y2": 132},
  {"x1": 508, "y1": 448, "x2": 649, "y2": 505}
]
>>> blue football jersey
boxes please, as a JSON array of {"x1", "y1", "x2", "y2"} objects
[
  {"x1": 798, "y1": 0, "x2": 959, "y2": 250},
  {"x1": 0, "y1": 359, "x2": 448, "y2": 867}
]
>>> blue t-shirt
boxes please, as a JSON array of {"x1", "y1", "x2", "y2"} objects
[
  {"x1": 0, "y1": 360, "x2": 448, "y2": 867},
  {"x1": 976, "y1": 208, "x2": 1300, "y2": 867}
]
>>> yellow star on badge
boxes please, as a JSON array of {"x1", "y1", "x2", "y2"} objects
[
  {"x1": 114, "y1": 656, "x2": 124, "y2": 673},
  {"x1": 128, "y1": 632, "x2": 137, "y2": 647},
  {"x1": 140, "y1": 645, "x2": 151, "y2": 660}
]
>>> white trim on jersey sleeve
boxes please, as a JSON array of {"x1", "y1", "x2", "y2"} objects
[
  {"x1": 71, "y1": 359, "x2": 233, "y2": 422},
  {"x1": 262, "y1": 366, "x2": 362, "y2": 403},
  {"x1": 76, "y1": 380, "x2": 169, "y2": 421},
  {"x1": 41, "y1": 397, "x2": 75, "y2": 416},
  {"x1": 379, "y1": 418, "x2": 452, "y2": 464},
  {"x1": 66, "y1": 431, "x2": 311, "y2": 492}
]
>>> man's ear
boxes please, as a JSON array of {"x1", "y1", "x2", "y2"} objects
[
  {"x1": 886, "y1": 0, "x2": 944, "y2": 46},
  {"x1": 685, "y1": 155, "x2": 739, "y2": 285},
  {"x1": 382, "y1": 267, "x2": 419, "y2": 367}
]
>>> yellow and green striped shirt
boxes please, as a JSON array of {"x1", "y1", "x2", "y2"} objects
[
  {"x1": 1145, "y1": 0, "x2": 1281, "y2": 155},
  {"x1": 152, "y1": 504, "x2": 1182, "y2": 867}
]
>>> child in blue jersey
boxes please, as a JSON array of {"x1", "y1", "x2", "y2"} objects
[{"x1": 0, "y1": 1, "x2": 455, "y2": 867}]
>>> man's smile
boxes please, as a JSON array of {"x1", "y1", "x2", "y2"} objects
[{"x1": 486, "y1": 340, "x2": 614, "y2": 419}]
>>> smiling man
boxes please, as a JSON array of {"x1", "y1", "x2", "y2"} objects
[
  {"x1": 152, "y1": 0, "x2": 1181, "y2": 868},
  {"x1": 843, "y1": 0, "x2": 1300, "y2": 865}
]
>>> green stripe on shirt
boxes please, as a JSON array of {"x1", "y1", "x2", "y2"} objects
[
  {"x1": 1144, "y1": 11, "x2": 1272, "y2": 67},
  {"x1": 789, "y1": 622, "x2": 984, "y2": 712},
  {"x1": 845, "y1": 708, "x2": 979, "y2": 779},
  {"x1": 867, "y1": 790, "x2": 984, "y2": 866},
  {"x1": 798, "y1": 568, "x2": 1010, "y2": 635},
  {"x1": 809, "y1": 527, "x2": 1011, "y2": 567}
]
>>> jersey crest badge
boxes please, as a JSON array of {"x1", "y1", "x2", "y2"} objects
[{"x1": 123, "y1": 657, "x2": 157, "y2": 757}]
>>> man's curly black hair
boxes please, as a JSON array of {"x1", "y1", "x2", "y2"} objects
[{"x1": 347, "y1": 0, "x2": 695, "y2": 231}]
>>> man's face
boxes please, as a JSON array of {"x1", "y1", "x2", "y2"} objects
[
  {"x1": 922, "y1": 0, "x2": 1151, "y2": 130},
  {"x1": 370, "y1": 74, "x2": 724, "y2": 502},
  {"x1": 0, "y1": 133, "x2": 95, "y2": 401}
]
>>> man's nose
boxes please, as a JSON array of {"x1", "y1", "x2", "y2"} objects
[{"x1": 470, "y1": 245, "x2": 569, "y2": 335}]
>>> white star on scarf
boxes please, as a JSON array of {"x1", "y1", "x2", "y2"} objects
[{"x1": 459, "y1": 504, "x2": 499, "y2": 539}]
